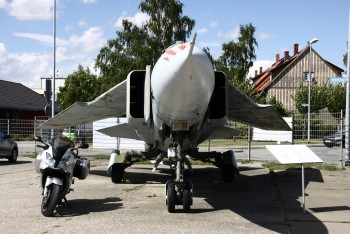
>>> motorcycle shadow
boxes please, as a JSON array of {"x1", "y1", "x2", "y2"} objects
[
  {"x1": 0, "y1": 160, "x2": 32, "y2": 166},
  {"x1": 54, "y1": 197, "x2": 122, "y2": 217}
]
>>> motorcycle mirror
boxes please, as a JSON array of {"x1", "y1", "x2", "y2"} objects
[
  {"x1": 33, "y1": 136, "x2": 42, "y2": 142},
  {"x1": 79, "y1": 143, "x2": 89, "y2": 149},
  {"x1": 78, "y1": 131, "x2": 87, "y2": 146}
]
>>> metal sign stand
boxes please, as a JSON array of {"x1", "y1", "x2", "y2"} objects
[
  {"x1": 301, "y1": 163, "x2": 306, "y2": 212},
  {"x1": 266, "y1": 145, "x2": 323, "y2": 213}
]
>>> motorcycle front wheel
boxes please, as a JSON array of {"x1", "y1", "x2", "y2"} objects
[{"x1": 41, "y1": 184, "x2": 61, "y2": 217}]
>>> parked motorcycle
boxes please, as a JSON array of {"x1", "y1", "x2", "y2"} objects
[{"x1": 34, "y1": 135, "x2": 90, "y2": 217}]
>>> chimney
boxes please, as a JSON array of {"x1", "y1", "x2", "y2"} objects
[
  {"x1": 294, "y1": 44, "x2": 299, "y2": 56},
  {"x1": 284, "y1": 51, "x2": 289, "y2": 61},
  {"x1": 275, "y1": 53, "x2": 280, "y2": 63},
  {"x1": 259, "y1": 67, "x2": 263, "y2": 74},
  {"x1": 255, "y1": 70, "x2": 258, "y2": 77}
]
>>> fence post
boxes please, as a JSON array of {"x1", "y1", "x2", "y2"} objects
[
  {"x1": 247, "y1": 125, "x2": 251, "y2": 162},
  {"x1": 34, "y1": 116, "x2": 37, "y2": 136},
  {"x1": 291, "y1": 113, "x2": 294, "y2": 145},
  {"x1": 34, "y1": 117, "x2": 37, "y2": 154},
  {"x1": 341, "y1": 110, "x2": 344, "y2": 168},
  {"x1": 7, "y1": 119, "x2": 10, "y2": 135}
]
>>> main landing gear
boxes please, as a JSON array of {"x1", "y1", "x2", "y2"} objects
[{"x1": 165, "y1": 141, "x2": 193, "y2": 213}]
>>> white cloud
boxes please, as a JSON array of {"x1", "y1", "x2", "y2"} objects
[
  {"x1": 247, "y1": 60, "x2": 274, "y2": 79},
  {"x1": 4, "y1": 0, "x2": 53, "y2": 20},
  {"x1": 197, "y1": 28, "x2": 208, "y2": 34},
  {"x1": 257, "y1": 33, "x2": 275, "y2": 40},
  {"x1": 65, "y1": 24, "x2": 74, "y2": 32},
  {"x1": 217, "y1": 26, "x2": 240, "y2": 39},
  {"x1": 0, "y1": 42, "x2": 52, "y2": 88},
  {"x1": 210, "y1": 21, "x2": 218, "y2": 28},
  {"x1": 4, "y1": 27, "x2": 106, "y2": 88},
  {"x1": 78, "y1": 19, "x2": 88, "y2": 27},
  {"x1": 13, "y1": 32, "x2": 69, "y2": 47},
  {"x1": 0, "y1": 0, "x2": 7, "y2": 8},
  {"x1": 115, "y1": 12, "x2": 150, "y2": 28},
  {"x1": 14, "y1": 27, "x2": 105, "y2": 53},
  {"x1": 198, "y1": 41, "x2": 221, "y2": 48},
  {"x1": 69, "y1": 27, "x2": 105, "y2": 53},
  {"x1": 0, "y1": 42, "x2": 6, "y2": 54},
  {"x1": 81, "y1": 0, "x2": 97, "y2": 4}
]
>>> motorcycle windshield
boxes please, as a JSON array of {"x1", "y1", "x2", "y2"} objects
[{"x1": 49, "y1": 136, "x2": 74, "y2": 159}]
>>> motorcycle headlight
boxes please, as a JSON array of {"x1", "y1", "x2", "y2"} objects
[
  {"x1": 42, "y1": 152, "x2": 55, "y2": 168},
  {"x1": 57, "y1": 154, "x2": 71, "y2": 169}
]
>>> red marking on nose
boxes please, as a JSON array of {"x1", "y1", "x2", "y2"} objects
[
  {"x1": 166, "y1": 49, "x2": 176, "y2": 55},
  {"x1": 178, "y1": 44, "x2": 186, "y2": 50},
  {"x1": 163, "y1": 57, "x2": 170, "y2": 61}
]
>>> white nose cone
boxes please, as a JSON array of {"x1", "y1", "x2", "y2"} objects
[{"x1": 151, "y1": 40, "x2": 215, "y2": 129}]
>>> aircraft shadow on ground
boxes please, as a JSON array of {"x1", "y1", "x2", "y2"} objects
[
  {"x1": 193, "y1": 167, "x2": 327, "y2": 233},
  {"x1": 89, "y1": 164, "x2": 329, "y2": 233},
  {"x1": 55, "y1": 197, "x2": 123, "y2": 217},
  {"x1": 89, "y1": 167, "x2": 174, "y2": 184}
]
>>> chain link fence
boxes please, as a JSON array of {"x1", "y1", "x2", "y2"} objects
[{"x1": 0, "y1": 112, "x2": 346, "y2": 165}]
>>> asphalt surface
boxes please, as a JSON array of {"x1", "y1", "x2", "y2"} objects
[
  {"x1": 18, "y1": 141, "x2": 347, "y2": 165},
  {"x1": 0, "y1": 156, "x2": 349, "y2": 234}
]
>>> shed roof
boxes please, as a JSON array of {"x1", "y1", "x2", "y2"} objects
[{"x1": 0, "y1": 80, "x2": 47, "y2": 111}]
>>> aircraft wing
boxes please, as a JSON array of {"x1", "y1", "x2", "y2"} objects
[
  {"x1": 97, "y1": 123, "x2": 141, "y2": 140},
  {"x1": 227, "y1": 83, "x2": 291, "y2": 131},
  {"x1": 37, "y1": 80, "x2": 127, "y2": 129}
]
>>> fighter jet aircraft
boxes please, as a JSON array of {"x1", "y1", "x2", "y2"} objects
[{"x1": 38, "y1": 34, "x2": 290, "y2": 213}]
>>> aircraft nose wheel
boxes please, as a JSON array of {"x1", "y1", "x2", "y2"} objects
[
  {"x1": 166, "y1": 181, "x2": 176, "y2": 213},
  {"x1": 166, "y1": 180, "x2": 193, "y2": 213}
]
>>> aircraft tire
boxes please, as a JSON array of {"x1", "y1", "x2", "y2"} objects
[
  {"x1": 111, "y1": 163, "x2": 124, "y2": 183},
  {"x1": 166, "y1": 182, "x2": 176, "y2": 213},
  {"x1": 182, "y1": 189, "x2": 191, "y2": 213},
  {"x1": 221, "y1": 165, "x2": 234, "y2": 183}
]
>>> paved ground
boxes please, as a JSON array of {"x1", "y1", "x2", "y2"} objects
[
  {"x1": 18, "y1": 141, "x2": 347, "y2": 166},
  {"x1": 0, "y1": 155, "x2": 349, "y2": 234}
]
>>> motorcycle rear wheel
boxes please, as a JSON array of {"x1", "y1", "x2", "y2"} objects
[{"x1": 41, "y1": 184, "x2": 61, "y2": 217}]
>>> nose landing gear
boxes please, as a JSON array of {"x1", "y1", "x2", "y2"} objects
[
  {"x1": 165, "y1": 180, "x2": 193, "y2": 213},
  {"x1": 165, "y1": 141, "x2": 193, "y2": 213}
]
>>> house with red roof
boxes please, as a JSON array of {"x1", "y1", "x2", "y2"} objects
[{"x1": 251, "y1": 44, "x2": 344, "y2": 111}]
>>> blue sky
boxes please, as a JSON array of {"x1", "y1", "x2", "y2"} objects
[{"x1": 0, "y1": 0, "x2": 349, "y2": 89}]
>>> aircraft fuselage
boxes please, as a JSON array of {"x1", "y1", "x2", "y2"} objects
[{"x1": 150, "y1": 39, "x2": 215, "y2": 151}]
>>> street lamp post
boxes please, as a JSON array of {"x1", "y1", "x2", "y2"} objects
[
  {"x1": 307, "y1": 38, "x2": 318, "y2": 144},
  {"x1": 345, "y1": 12, "x2": 350, "y2": 163},
  {"x1": 52, "y1": 0, "x2": 56, "y2": 118}
]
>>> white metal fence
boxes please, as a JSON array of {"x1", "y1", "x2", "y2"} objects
[{"x1": 0, "y1": 112, "x2": 346, "y2": 165}]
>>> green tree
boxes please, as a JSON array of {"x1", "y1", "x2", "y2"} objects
[
  {"x1": 234, "y1": 78, "x2": 266, "y2": 103},
  {"x1": 344, "y1": 52, "x2": 348, "y2": 67},
  {"x1": 57, "y1": 65, "x2": 98, "y2": 109},
  {"x1": 327, "y1": 83, "x2": 346, "y2": 114},
  {"x1": 215, "y1": 23, "x2": 258, "y2": 84},
  {"x1": 95, "y1": 20, "x2": 152, "y2": 93},
  {"x1": 292, "y1": 81, "x2": 329, "y2": 114},
  {"x1": 95, "y1": 0, "x2": 195, "y2": 93},
  {"x1": 139, "y1": 0, "x2": 195, "y2": 49},
  {"x1": 202, "y1": 47, "x2": 215, "y2": 66},
  {"x1": 266, "y1": 96, "x2": 291, "y2": 117},
  {"x1": 211, "y1": 23, "x2": 261, "y2": 102}
]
